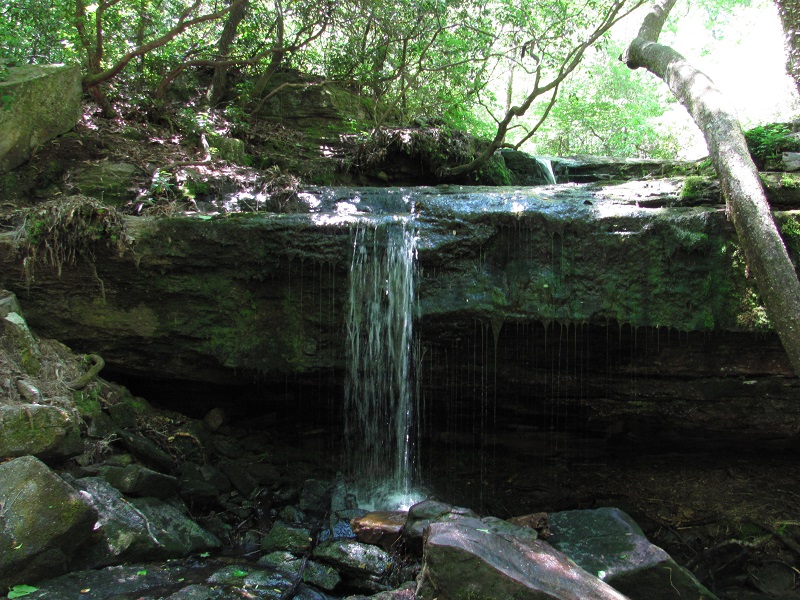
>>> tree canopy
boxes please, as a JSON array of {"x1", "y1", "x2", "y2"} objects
[{"x1": 0, "y1": 0, "x2": 795, "y2": 158}]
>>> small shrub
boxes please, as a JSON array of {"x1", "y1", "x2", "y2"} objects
[{"x1": 744, "y1": 123, "x2": 800, "y2": 170}]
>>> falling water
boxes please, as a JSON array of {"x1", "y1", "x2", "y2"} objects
[{"x1": 344, "y1": 217, "x2": 419, "y2": 506}]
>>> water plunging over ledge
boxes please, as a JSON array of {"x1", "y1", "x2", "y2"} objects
[{"x1": 345, "y1": 216, "x2": 420, "y2": 508}]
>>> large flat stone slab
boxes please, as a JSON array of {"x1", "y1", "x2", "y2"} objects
[{"x1": 0, "y1": 65, "x2": 82, "y2": 173}]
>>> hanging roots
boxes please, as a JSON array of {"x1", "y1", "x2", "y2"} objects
[{"x1": 17, "y1": 196, "x2": 132, "y2": 276}]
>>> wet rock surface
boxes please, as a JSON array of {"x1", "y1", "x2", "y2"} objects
[
  {"x1": 548, "y1": 507, "x2": 717, "y2": 600},
  {"x1": 417, "y1": 516, "x2": 630, "y2": 599},
  {"x1": 0, "y1": 456, "x2": 96, "y2": 589}
]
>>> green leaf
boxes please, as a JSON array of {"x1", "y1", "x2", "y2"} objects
[
  {"x1": 233, "y1": 569, "x2": 248, "y2": 577},
  {"x1": 8, "y1": 585, "x2": 39, "y2": 598},
  {"x1": 137, "y1": 569, "x2": 147, "y2": 576}
]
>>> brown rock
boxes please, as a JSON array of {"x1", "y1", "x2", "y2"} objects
[
  {"x1": 509, "y1": 511, "x2": 552, "y2": 538},
  {"x1": 351, "y1": 510, "x2": 407, "y2": 550}
]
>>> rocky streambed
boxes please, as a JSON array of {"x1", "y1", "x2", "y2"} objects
[
  {"x1": 0, "y1": 294, "x2": 717, "y2": 600},
  {"x1": 0, "y1": 288, "x2": 798, "y2": 600}
]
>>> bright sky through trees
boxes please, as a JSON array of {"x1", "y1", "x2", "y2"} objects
[{"x1": 626, "y1": 0, "x2": 799, "y2": 158}]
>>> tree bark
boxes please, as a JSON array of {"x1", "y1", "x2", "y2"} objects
[
  {"x1": 775, "y1": 0, "x2": 800, "y2": 96},
  {"x1": 624, "y1": 0, "x2": 800, "y2": 375},
  {"x1": 208, "y1": 0, "x2": 249, "y2": 106}
]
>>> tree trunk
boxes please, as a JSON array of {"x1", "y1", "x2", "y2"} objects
[
  {"x1": 624, "y1": 0, "x2": 800, "y2": 375},
  {"x1": 775, "y1": 0, "x2": 800, "y2": 96},
  {"x1": 208, "y1": 0, "x2": 249, "y2": 106}
]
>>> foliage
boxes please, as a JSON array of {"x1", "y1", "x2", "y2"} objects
[
  {"x1": 341, "y1": 126, "x2": 481, "y2": 177},
  {"x1": 744, "y1": 123, "x2": 800, "y2": 169},
  {"x1": 7, "y1": 585, "x2": 39, "y2": 599},
  {"x1": 531, "y1": 44, "x2": 679, "y2": 158},
  {"x1": 0, "y1": 0, "x2": 648, "y2": 151}
]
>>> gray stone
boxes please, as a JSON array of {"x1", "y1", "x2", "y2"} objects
[
  {"x1": 212, "y1": 434, "x2": 245, "y2": 458},
  {"x1": 404, "y1": 499, "x2": 479, "y2": 549},
  {"x1": 299, "y1": 478, "x2": 331, "y2": 512},
  {"x1": 314, "y1": 539, "x2": 391, "y2": 579},
  {"x1": 480, "y1": 515, "x2": 539, "y2": 544},
  {"x1": 547, "y1": 155, "x2": 688, "y2": 183},
  {"x1": 248, "y1": 461, "x2": 281, "y2": 485},
  {"x1": 0, "y1": 456, "x2": 96, "y2": 588},
  {"x1": 417, "y1": 517, "x2": 629, "y2": 600},
  {"x1": 218, "y1": 459, "x2": 257, "y2": 497},
  {"x1": 0, "y1": 65, "x2": 82, "y2": 173},
  {"x1": 0, "y1": 403, "x2": 82, "y2": 460},
  {"x1": 3, "y1": 311, "x2": 41, "y2": 376},
  {"x1": 548, "y1": 507, "x2": 717, "y2": 599},
  {"x1": 179, "y1": 462, "x2": 232, "y2": 499},
  {"x1": 259, "y1": 550, "x2": 341, "y2": 591},
  {"x1": 261, "y1": 521, "x2": 312, "y2": 554},
  {"x1": 70, "y1": 476, "x2": 220, "y2": 568},
  {"x1": 0, "y1": 290, "x2": 22, "y2": 318},
  {"x1": 120, "y1": 430, "x2": 177, "y2": 472},
  {"x1": 207, "y1": 135, "x2": 247, "y2": 165},
  {"x1": 500, "y1": 148, "x2": 556, "y2": 185},
  {"x1": 166, "y1": 584, "x2": 217, "y2": 599},
  {"x1": 98, "y1": 463, "x2": 178, "y2": 498},
  {"x1": 783, "y1": 151, "x2": 800, "y2": 172},
  {"x1": 203, "y1": 407, "x2": 227, "y2": 431},
  {"x1": 72, "y1": 161, "x2": 138, "y2": 205},
  {"x1": 131, "y1": 496, "x2": 221, "y2": 557}
]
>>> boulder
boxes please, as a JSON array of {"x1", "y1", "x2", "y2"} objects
[
  {"x1": 218, "y1": 459, "x2": 258, "y2": 497},
  {"x1": 259, "y1": 550, "x2": 341, "y2": 591},
  {"x1": 403, "y1": 500, "x2": 478, "y2": 550},
  {"x1": 500, "y1": 149, "x2": 556, "y2": 185},
  {"x1": 0, "y1": 64, "x2": 82, "y2": 173},
  {"x1": 18, "y1": 558, "x2": 335, "y2": 599},
  {"x1": 314, "y1": 539, "x2": 392, "y2": 581},
  {"x1": 0, "y1": 403, "x2": 82, "y2": 461},
  {"x1": 300, "y1": 478, "x2": 332, "y2": 512},
  {"x1": 70, "y1": 476, "x2": 220, "y2": 568},
  {"x1": 261, "y1": 521, "x2": 313, "y2": 554},
  {"x1": 97, "y1": 463, "x2": 179, "y2": 498},
  {"x1": 206, "y1": 563, "x2": 330, "y2": 599},
  {"x1": 0, "y1": 456, "x2": 96, "y2": 589},
  {"x1": 207, "y1": 135, "x2": 247, "y2": 165},
  {"x1": 417, "y1": 517, "x2": 629, "y2": 600},
  {"x1": 783, "y1": 152, "x2": 800, "y2": 172},
  {"x1": 351, "y1": 510, "x2": 407, "y2": 550},
  {"x1": 0, "y1": 290, "x2": 22, "y2": 318},
  {"x1": 548, "y1": 507, "x2": 717, "y2": 599},
  {"x1": 3, "y1": 311, "x2": 42, "y2": 376},
  {"x1": 72, "y1": 161, "x2": 138, "y2": 205}
]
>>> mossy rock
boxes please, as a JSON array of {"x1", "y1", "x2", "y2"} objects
[
  {"x1": 3, "y1": 311, "x2": 41, "y2": 376},
  {"x1": 0, "y1": 456, "x2": 96, "y2": 588},
  {"x1": 0, "y1": 403, "x2": 83, "y2": 461}
]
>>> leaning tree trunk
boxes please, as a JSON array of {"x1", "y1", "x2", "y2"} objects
[
  {"x1": 624, "y1": 0, "x2": 800, "y2": 375},
  {"x1": 775, "y1": 0, "x2": 800, "y2": 96}
]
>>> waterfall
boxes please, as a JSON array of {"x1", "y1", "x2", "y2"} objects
[
  {"x1": 344, "y1": 217, "x2": 419, "y2": 505},
  {"x1": 535, "y1": 156, "x2": 557, "y2": 185}
]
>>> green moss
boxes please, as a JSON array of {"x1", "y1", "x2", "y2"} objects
[
  {"x1": 780, "y1": 214, "x2": 800, "y2": 250},
  {"x1": 476, "y1": 154, "x2": 512, "y2": 185},
  {"x1": 781, "y1": 174, "x2": 800, "y2": 189},
  {"x1": 69, "y1": 297, "x2": 159, "y2": 336},
  {"x1": 74, "y1": 388, "x2": 102, "y2": 418},
  {"x1": 680, "y1": 176, "x2": 709, "y2": 201}
]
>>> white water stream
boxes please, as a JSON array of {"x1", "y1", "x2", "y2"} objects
[{"x1": 344, "y1": 217, "x2": 420, "y2": 507}]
